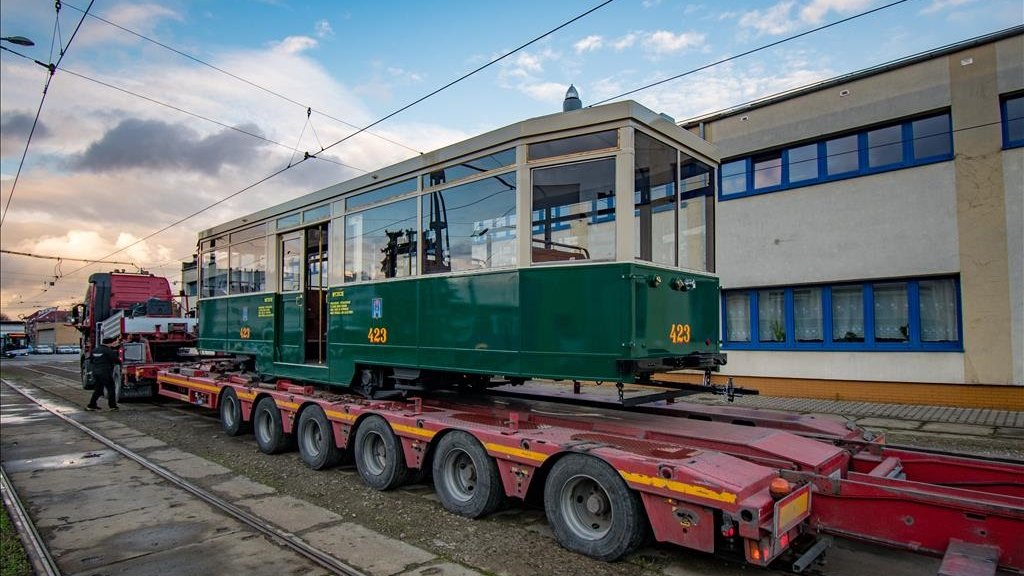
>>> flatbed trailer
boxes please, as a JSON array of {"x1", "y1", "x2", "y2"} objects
[{"x1": 156, "y1": 367, "x2": 1024, "y2": 573}]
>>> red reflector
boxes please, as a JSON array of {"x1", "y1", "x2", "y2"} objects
[
  {"x1": 722, "y1": 526, "x2": 735, "y2": 538},
  {"x1": 780, "y1": 531, "x2": 790, "y2": 549}
]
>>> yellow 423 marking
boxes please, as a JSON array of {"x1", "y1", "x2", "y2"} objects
[
  {"x1": 367, "y1": 327, "x2": 388, "y2": 344},
  {"x1": 669, "y1": 323, "x2": 691, "y2": 344},
  {"x1": 239, "y1": 326, "x2": 252, "y2": 339}
]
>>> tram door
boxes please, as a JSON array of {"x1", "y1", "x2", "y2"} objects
[{"x1": 276, "y1": 224, "x2": 329, "y2": 365}]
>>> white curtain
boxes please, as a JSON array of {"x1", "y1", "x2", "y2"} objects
[{"x1": 920, "y1": 279, "x2": 958, "y2": 341}]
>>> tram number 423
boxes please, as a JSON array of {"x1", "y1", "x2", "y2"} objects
[
  {"x1": 367, "y1": 327, "x2": 388, "y2": 344},
  {"x1": 669, "y1": 323, "x2": 691, "y2": 344}
]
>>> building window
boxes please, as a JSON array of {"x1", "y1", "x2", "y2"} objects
[
  {"x1": 752, "y1": 153, "x2": 782, "y2": 190},
  {"x1": 758, "y1": 289, "x2": 785, "y2": 342},
  {"x1": 793, "y1": 286, "x2": 823, "y2": 342},
  {"x1": 719, "y1": 112, "x2": 953, "y2": 200},
  {"x1": 787, "y1": 144, "x2": 818, "y2": 183},
  {"x1": 831, "y1": 285, "x2": 864, "y2": 342},
  {"x1": 1002, "y1": 93, "x2": 1024, "y2": 149},
  {"x1": 725, "y1": 292, "x2": 751, "y2": 342},
  {"x1": 721, "y1": 160, "x2": 748, "y2": 195},
  {"x1": 866, "y1": 125, "x2": 903, "y2": 168},
  {"x1": 722, "y1": 276, "x2": 961, "y2": 351}
]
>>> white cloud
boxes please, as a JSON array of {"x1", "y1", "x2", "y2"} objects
[
  {"x1": 75, "y1": 3, "x2": 183, "y2": 47},
  {"x1": 738, "y1": 1, "x2": 799, "y2": 35},
  {"x1": 644, "y1": 30, "x2": 706, "y2": 54},
  {"x1": 574, "y1": 35, "x2": 604, "y2": 54},
  {"x1": 274, "y1": 36, "x2": 318, "y2": 54},
  {"x1": 737, "y1": 0, "x2": 875, "y2": 36},
  {"x1": 799, "y1": 0, "x2": 874, "y2": 23},
  {"x1": 519, "y1": 82, "x2": 569, "y2": 102},
  {"x1": 315, "y1": 19, "x2": 334, "y2": 38},
  {"x1": 920, "y1": 0, "x2": 975, "y2": 14},
  {"x1": 612, "y1": 33, "x2": 638, "y2": 51}
]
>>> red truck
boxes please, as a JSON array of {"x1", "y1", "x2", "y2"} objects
[{"x1": 70, "y1": 271, "x2": 197, "y2": 399}]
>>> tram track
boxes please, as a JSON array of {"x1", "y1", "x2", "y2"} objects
[
  {"x1": 9, "y1": 360, "x2": 1012, "y2": 576},
  {"x1": 1, "y1": 375, "x2": 369, "y2": 576}
]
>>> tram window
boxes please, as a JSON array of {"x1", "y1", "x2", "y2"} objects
[
  {"x1": 229, "y1": 237, "x2": 267, "y2": 294},
  {"x1": 531, "y1": 158, "x2": 615, "y2": 263},
  {"x1": 303, "y1": 205, "x2": 331, "y2": 223},
  {"x1": 422, "y1": 172, "x2": 517, "y2": 274},
  {"x1": 346, "y1": 178, "x2": 417, "y2": 211},
  {"x1": 345, "y1": 198, "x2": 417, "y2": 282},
  {"x1": 423, "y1": 148, "x2": 515, "y2": 189},
  {"x1": 277, "y1": 213, "x2": 301, "y2": 229},
  {"x1": 281, "y1": 236, "x2": 302, "y2": 292},
  {"x1": 230, "y1": 224, "x2": 267, "y2": 244},
  {"x1": 528, "y1": 130, "x2": 617, "y2": 161},
  {"x1": 200, "y1": 247, "x2": 228, "y2": 297},
  {"x1": 679, "y1": 160, "x2": 712, "y2": 272},
  {"x1": 634, "y1": 132, "x2": 677, "y2": 266}
]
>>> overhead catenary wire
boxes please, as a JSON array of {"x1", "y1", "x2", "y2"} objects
[
  {"x1": 590, "y1": 0, "x2": 911, "y2": 106},
  {"x1": 46, "y1": 0, "x2": 618, "y2": 284},
  {"x1": 0, "y1": 0, "x2": 95, "y2": 229},
  {"x1": 55, "y1": 66, "x2": 368, "y2": 173},
  {"x1": 60, "y1": 1, "x2": 423, "y2": 156}
]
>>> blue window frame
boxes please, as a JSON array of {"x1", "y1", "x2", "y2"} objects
[
  {"x1": 719, "y1": 112, "x2": 953, "y2": 200},
  {"x1": 1002, "y1": 93, "x2": 1024, "y2": 149},
  {"x1": 722, "y1": 276, "x2": 962, "y2": 352}
]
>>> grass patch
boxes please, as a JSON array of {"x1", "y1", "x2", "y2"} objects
[{"x1": 1, "y1": 501, "x2": 31, "y2": 576}]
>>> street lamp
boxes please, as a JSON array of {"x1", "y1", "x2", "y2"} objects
[{"x1": 0, "y1": 36, "x2": 35, "y2": 47}]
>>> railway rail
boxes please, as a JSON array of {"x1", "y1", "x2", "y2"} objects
[
  {"x1": 1, "y1": 376, "x2": 369, "y2": 576},
  {"x1": 5, "y1": 361, "x2": 1024, "y2": 575}
]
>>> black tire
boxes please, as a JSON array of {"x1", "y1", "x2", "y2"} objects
[
  {"x1": 297, "y1": 405, "x2": 342, "y2": 470},
  {"x1": 252, "y1": 396, "x2": 294, "y2": 454},
  {"x1": 544, "y1": 453, "x2": 647, "y2": 561},
  {"x1": 220, "y1": 388, "x2": 251, "y2": 437},
  {"x1": 81, "y1": 357, "x2": 94, "y2": 390},
  {"x1": 354, "y1": 416, "x2": 409, "y2": 490},
  {"x1": 432, "y1": 431, "x2": 504, "y2": 518}
]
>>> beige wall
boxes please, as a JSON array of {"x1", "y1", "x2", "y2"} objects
[
  {"x1": 949, "y1": 43, "x2": 1015, "y2": 384},
  {"x1": 700, "y1": 32, "x2": 1024, "y2": 386}
]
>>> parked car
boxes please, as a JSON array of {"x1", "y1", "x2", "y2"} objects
[
  {"x1": 34, "y1": 344, "x2": 54, "y2": 354},
  {"x1": 3, "y1": 347, "x2": 31, "y2": 358},
  {"x1": 57, "y1": 345, "x2": 77, "y2": 354}
]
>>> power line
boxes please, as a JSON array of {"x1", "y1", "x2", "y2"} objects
[
  {"x1": 0, "y1": 248, "x2": 136, "y2": 266},
  {"x1": 591, "y1": 0, "x2": 910, "y2": 106},
  {"x1": 57, "y1": 67, "x2": 368, "y2": 173},
  {"x1": 61, "y1": 1, "x2": 424, "y2": 155},
  {"x1": 319, "y1": 0, "x2": 617, "y2": 157},
  {"x1": 0, "y1": 48, "x2": 370, "y2": 173},
  {"x1": 49, "y1": 0, "x2": 617, "y2": 282},
  {"x1": 0, "y1": 0, "x2": 95, "y2": 229}
]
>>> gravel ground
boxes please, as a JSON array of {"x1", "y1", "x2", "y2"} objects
[{"x1": 4, "y1": 358, "x2": 1021, "y2": 576}]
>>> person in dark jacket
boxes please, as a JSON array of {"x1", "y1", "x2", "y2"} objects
[{"x1": 86, "y1": 337, "x2": 120, "y2": 411}]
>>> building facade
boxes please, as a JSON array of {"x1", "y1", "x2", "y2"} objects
[
  {"x1": 23, "y1": 308, "x2": 78, "y2": 347},
  {"x1": 682, "y1": 27, "x2": 1023, "y2": 392}
]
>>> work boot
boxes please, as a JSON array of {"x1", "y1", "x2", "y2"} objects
[
  {"x1": 85, "y1": 405, "x2": 99, "y2": 411},
  {"x1": 109, "y1": 406, "x2": 119, "y2": 411}
]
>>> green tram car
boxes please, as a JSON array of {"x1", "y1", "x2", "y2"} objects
[{"x1": 197, "y1": 100, "x2": 724, "y2": 395}]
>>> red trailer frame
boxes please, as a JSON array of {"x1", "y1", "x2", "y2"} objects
[{"x1": 156, "y1": 368, "x2": 1024, "y2": 573}]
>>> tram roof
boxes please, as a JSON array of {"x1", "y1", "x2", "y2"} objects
[{"x1": 199, "y1": 99, "x2": 719, "y2": 240}]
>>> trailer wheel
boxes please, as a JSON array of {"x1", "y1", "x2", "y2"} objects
[
  {"x1": 354, "y1": 416, "x2": 409, "y2": 490},
  {"x1": 220, "y1": 388, "x2": 251, "y2": 437},
  {"x1": 297, "y1": 406, "x2": 342, "y2": 470},
  {"x1": 432, "y1": 431, "x2": 504, "y2": 518},
  {"x1": 544, "y1": 454, "x2": 647, "y2": 561},
  {"x1": 253, "y1": 397, "x2": 294, "y2": 454}
]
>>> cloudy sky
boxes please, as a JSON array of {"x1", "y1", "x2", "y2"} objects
[{"x1": 1, "y1": 0, "x2": 1020, "y2": 318}]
